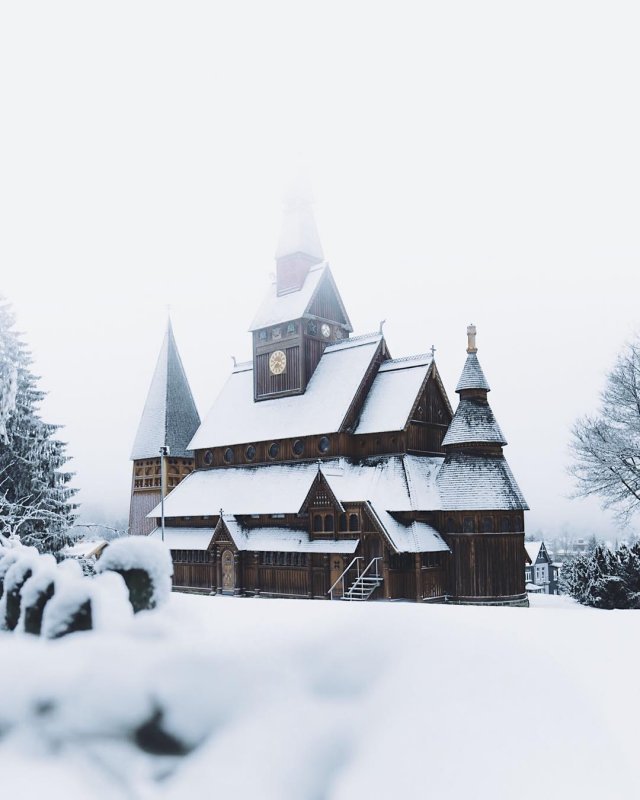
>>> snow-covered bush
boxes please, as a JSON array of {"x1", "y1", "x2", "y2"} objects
[
  {"x1": 560, "y1": 542, "x2": 640, "y2": 609},
  {"x1": 1, "y1": 551, "x2": 55, "y2": 631},
  {"x1": 20, "y1": 561, "x2": 58, "y2": 635},
  {"x1": 41, "y1": 571, "x2": 132, "y2": 639},
  {"x1": 96, "y1": 537, "x2": 173, "y2": 613}
]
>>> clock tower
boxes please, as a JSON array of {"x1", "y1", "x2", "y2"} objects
[{"x1": 249, "y1": 182, "x2": 352, "y2": 401}]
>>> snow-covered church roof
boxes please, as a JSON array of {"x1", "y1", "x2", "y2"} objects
[
  {"x1": 148, "y1": 452, "x2": 527, "y2": 526},
  {"x1": 130, "y1": 321, "x2": 201, "y2": 460},
  {"x1": 354, "y1": 354, "x2": 436, "y2": 435},
  {"x1": 441, "y1": 397, "x2": 507, "y2": 447},
  {"x1": 455, "y1": 352, "x2": 491, "y2": 392},
  {"x1": 189, "y1": 334, "x2": 383, "y2": 449}
]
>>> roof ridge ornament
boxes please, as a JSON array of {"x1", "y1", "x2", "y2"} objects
[{"x1": 467, "y1": 324, "x2": 478, "y2": 354}]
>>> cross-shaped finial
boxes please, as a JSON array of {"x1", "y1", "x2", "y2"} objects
[{"x1": 430, "y1": 344, "x2": 436, "y2": 358}]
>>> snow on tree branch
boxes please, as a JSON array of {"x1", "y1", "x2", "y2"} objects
[{"x1": 570, "y1": 337, "x2": 640, "y2": 522}]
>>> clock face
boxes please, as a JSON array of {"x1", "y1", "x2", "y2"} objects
[
  {"x1": 269, "y1": 350, "x2": 287, "y2": 375},
  {"x1": 321, "y1": 323, "x2": 331, "y2": 338}
]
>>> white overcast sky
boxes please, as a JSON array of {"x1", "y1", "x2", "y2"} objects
[{"x1": 1, "y1": 1, "x2": 639, "y2": 535}]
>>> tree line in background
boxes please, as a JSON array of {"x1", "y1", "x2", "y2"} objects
[
  {"x1": 560, "y1": 542, "x2": 640, "y2": 609},
  {"x1": 0, "y1": 297, "x2": 77, "y2": 553},
  {"x1": 566, "y1": 335, "x2": 640, "y2": 608}
]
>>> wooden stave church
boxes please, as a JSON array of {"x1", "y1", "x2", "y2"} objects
[{"x1": 128, "y1": 188, "x2": 529, "y2": 605}]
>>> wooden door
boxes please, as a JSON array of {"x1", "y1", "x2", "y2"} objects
[
  {"x1": 329, "y1": 555, "x2": 344, "y2": 598},
  {"x1": 222, "y1": 549, "x2": 235, "y2": 593}
]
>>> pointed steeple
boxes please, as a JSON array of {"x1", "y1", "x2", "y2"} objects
[
  {"x1": 442, "y1": 325, "x2": 506, "y2": 449},
  {"x1": 275, "y1": 172, "x2": 324, "y2": 296},
  {"x1": 130, "y1": 319, "x2": 201, "y2": 460}
]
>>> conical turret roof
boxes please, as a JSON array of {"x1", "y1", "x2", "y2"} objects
[
  {"x1": 130, "y1": 321, "x2": 201, "y2": 460},
  {"x1": 442, "y1": 325, "x2": 505, "y2": 448},
  {"x1": 455, "y1": 352, "x2": 491, "y2": 392}
]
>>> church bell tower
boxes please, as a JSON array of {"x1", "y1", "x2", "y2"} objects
[{"x1": 248, "y1": 179, "x2": 353, "y2": 401}]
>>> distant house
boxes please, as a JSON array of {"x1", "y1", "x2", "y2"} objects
[{"x1": 525, "y1": 541, "x2": 560, "y2": 595}]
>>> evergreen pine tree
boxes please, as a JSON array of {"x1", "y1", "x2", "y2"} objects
[{"x1": 0, "y1": 298, "x2": 77, "y2": 553}]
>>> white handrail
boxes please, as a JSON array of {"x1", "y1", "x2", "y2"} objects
[
  {"x1": 328, "y1": 556, "x2": 362, "y2": 600},
  {"x1": 341, "y1": 557, "x2": 384, "y2": 601}
]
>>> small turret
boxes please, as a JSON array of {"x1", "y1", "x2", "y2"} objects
[{"x1": 442, "y1": 325, "x2": 506, "y2": 451}]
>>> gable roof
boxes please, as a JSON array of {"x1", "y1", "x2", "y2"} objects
[
  {"x1": 189, "y1": 333, "x2": 383, "y2": 449},
  {"x1": 525, "y1": 541, "x2": 546, "y2": 563},
  {"x1": 130, "y1": 321, "x2": 201, "y2": 460},
  {"x1": 354, "y1": 355, "x2": 433, "y2": 435},
  {"x1": 442, "y1": 397, "x2": 507, "y2": 447},
  {"x1": 249, "y1": 263, "x2": 352, "y2": 332}
]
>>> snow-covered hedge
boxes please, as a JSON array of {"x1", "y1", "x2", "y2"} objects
[
  {"x1": 96, "y1": 536, "x2": 173, "y2": 612},
  {"x1": 0, "y1": 535, "x2": 173, "y2": 637},
  {"x1": 561, "y1": 542, "x2": 640, "y2": 609}
]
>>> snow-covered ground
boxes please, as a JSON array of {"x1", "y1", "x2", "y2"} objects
[{"x1": 1, "y1": 593, "x2": 638, "y2": 799}]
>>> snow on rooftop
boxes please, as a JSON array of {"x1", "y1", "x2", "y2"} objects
[
  {"x1": 437, "y1": 453, "x2": 529, "y2": 511},
  {"x1": 148, "y1": 455, "x2": 445, "y2": 521},
  {"x1": 442, "y1": 397, "x2": 507, "y2": 447},
  {"x1": 189, "y1": 334, "x2": 383, "y2": 449},
  {"x1": 149, "y1": 528, "x2": 215, "y2": 551},
  {"x1": 354, "y1": 355, "x2": 432, "y2": 435},
  {"x1": 249, "y1": 263, "x2": 326, "y2": 331},
  {"x1": 368, "y1": 505, "x2": 450, "y2": 553},
  {"x1": 130, "y1": 322, "x2": 201, "y2": 460},
  {"x1": 455, "y1": 352, "x2": 491, "y2": 392},
  {"x1": 525, "y1": 541, "x2": 543, "y2": 563},
  {"x1": 222, "y1": 517, "x2": 359, "y2": 554}
]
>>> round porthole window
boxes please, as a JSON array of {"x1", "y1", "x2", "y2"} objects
[
  {"x1": 204, "y1": 450, "x2": 214, "y2": 466},
  {"x1": 292, "y1": 439, "x2": 304, "y2": 457},
  {"x1": 245, "y1": 444, "x2": 256, "y2": 461},
  {"x1": 318, "y1": 436, "x2": 330, "y2": 454},
  {"x1": 223, "y1": 448, "x2": 234, "y2": 464},
  {"x1": 268, "y1": 442, "x2": 280, "y2": 459}
]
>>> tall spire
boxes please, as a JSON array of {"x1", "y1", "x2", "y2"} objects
[
  {"x1": 130, "y1": 319, "x2": 201, "y2": 460},
  {"x1": 275, "y1": 172, "x2": 324, "y2": 296}
]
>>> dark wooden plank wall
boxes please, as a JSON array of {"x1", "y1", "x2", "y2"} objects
[
  {"x1": 445, "y1": 532, "x2": 525, "y2": 600},
  {"x1": 307, "y1": 276, "x2": 348, "y2": 324}
]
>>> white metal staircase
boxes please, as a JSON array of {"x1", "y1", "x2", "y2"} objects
[{"x1": 328, "y1": 557, "x2": 383, "y2": 601}]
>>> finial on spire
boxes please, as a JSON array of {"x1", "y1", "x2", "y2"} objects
[
  {"x1": 430, "y1": 344, "x2": 436, "y2": 358},
  {"x1": 467, "y1": 324, "x2": 478, "y2": 354},
  {"x1": 379, "y1": 319, "x2": 386, "y2": 335}
]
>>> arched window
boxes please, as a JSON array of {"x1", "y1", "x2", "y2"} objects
[
  {"x1": 349, "y1": 513, "x2": 359, "y2": 532},
  {"x1": 481, "y1": 517, "x2": 493, "y2": 533},
  {"x1": 447, "y1": 517, "x2": 457, "y2": 533},
  {"x1": 313, "y1": 514, "x2": 323, "y2": 532},
  {"x1": 324, "y1": 514, "x2": 334, "y2": 533},
  {"x1": 339, "y1": 513, "x2": 347, "y2": 532},
  {"x1": 463, "y1": 516, "x2": 475, "y2": 533},
  {"x1": 501, "y1": 517, "x2": 511, "y2": 532}
]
